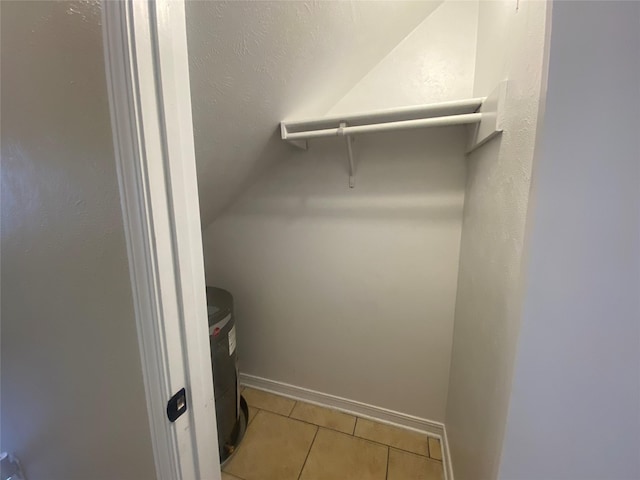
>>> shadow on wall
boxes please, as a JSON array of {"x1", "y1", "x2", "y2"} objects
[
  {"x1": 203, "y1": 125, "x2": 469, "y2": 420},
  {"x1": 221, "y1": 127, "x2": 468, "y2": 222},
  {"x1": 200, "y1": 126, "x2": 294, "y2": 222},
  {"x1": 186, "y1": 0, "x2": 445, "y2": 225}
]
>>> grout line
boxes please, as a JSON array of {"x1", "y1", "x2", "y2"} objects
[
  {"x1": 247, "y1": 407, "x2": 260, "y2": 426},
  {"x1": 428, "y1": 437, "x2": 443, "y2": 462},
  {"x1": 426, "y1": 434, "x2": 431, "y2": 458},
  {"x1": 244, "y1": 387, "x2": 297, "y2": 417},
  {"x1": 246, "y1": 384, "x2": 439, "y2": 437},
  {"x1": 248, "y1": 400, "x2": 358, "y2": 436},
  {"x1": 228, "y1": 473, "x2": 247, "y2": 480},
  {"x1": 254, "y1": 407, "x2": 354, "y2": 435},
  {"x1": 296, "y1": 425, "x2": 319, "y2": 480},
  {"x1": 352, "y1": 435, "x2": 431, "y2": 459},
  {"x1": 322, "y1": 426, "x2": 407, "y2": 456},
  {"x1": 385, "y1": 446, "x2": 390, "y2": 480},
  {"x1": 255, "y1": 405, "x2": 433, "y2": 459},
  {"x1": 352, "y1": 419, "x2": 431, "y2": 459},
  {"x1": 240, "y1": 377, "x2": 445, "y2": 439},
  {"x1": 248, "y1": 394, "x2": 437, "y2": 460},
  {"x1": 243, "y1": 403, "x2": 294, "y2": 419},
  {"x1": 390, "y1": 446, "x2": 442, "y2": 462}
]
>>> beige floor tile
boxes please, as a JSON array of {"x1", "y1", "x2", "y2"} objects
[
  {"x1": 224, "y1": 410, "x2": 317, "y2": 480},
  {"x1": 242, "y1": 387, "x2": 296, "y2": 416},
  {"x1": 299, "y1": 428, "x2": 387, "y2": 480},
  {"x1": 428, "y1": 436, "x2": 443, "y2": 461},
  {"x1": 387, "y1": 449, "x2": 444, "y2": 480},
  {"x1": 354, "y1": 418, "x2": 429, "y2": 456},
  {"x1": 222, "y1": 473, "x2": 243, "y2": 480},
  {"x1": 290, "y1": 402, "x2": 356, "y2": 434}
]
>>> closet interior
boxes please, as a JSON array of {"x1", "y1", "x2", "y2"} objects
[{"x1": 185, "y1": 1, "x2": 548, "y2": 478}]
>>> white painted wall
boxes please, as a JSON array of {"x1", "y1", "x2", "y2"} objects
[
  {"x1": 444, "y1": 1, "x2": 550, "y2": 479},
  {"x1": 204, "y1": 128, "x2": 467, "y2": 421},
  {"x1": 201, "y1": 0, "x2": 481, "y2": 422},
  {"x1": 330, "y1": 0, "x2": 478, "y2": 114},
  {"x1": 186, "y1": 0, "x2": 444, "y2": 226},
  {"x1": 0, "y1": 2, "x2": 156, "y2": 479},
  {"x1": 499, "y1": 2, "x2": 640, "y2": 478}
]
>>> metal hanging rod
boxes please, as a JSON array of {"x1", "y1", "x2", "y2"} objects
[
  {"x1": 279, "y1": 83, "x2": 507, "y2": 188},
  {"x1": 282, "y1": 97, "x2": 485, "y2": 136},
  {"x1": 284, "y1": 112, "x2": 483, "y2": 142}
]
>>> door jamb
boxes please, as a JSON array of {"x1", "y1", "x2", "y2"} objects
[{"x1": 102, "y1": 1, "x2": 220, "y2": 479}]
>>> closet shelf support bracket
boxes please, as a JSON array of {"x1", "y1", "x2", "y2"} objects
[
  {"x1": 338, "y1": 122, "x2": 356, "y2": 188},
  {"x1": 466, "y1": 81, "x2": 508, "y2": 153}
]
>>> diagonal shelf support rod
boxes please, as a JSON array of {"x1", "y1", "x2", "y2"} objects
[{"x1": 338, "y1": 122, "x2": 356, "y2": 188}]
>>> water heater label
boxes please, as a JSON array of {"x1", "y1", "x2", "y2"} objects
[{"x1": 228, "y1": 325, "x2": 236, "y2": 355}]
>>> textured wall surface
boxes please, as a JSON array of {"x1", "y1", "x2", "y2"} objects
[
  {"x1": 0, "y1": 2, "x2": 156, "y2": 478},
  {"x1": 330, "y1": 0, "x2": 478, "y2": 114},
  {"x1": 444, "y1": 1, "x2": 549, "y2": 479},
  {"x1": 200, "y1": 0, "x2": 483, "y2": 422},
  {"x1": 499, "y1": 2, "x2": 640, "y2": 478},
  {"x1": 185, "y1": 0, "x2": 443, "y2": 226},
  {"x1": 204, "y1": 128, "x2": 467, "y2": 421}
]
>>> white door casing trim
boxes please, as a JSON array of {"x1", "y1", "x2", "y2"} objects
[{"x1": 102, "y1": 2, "x2": 220, "y2": 479}]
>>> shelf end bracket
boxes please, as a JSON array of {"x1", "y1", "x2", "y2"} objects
[
  {"x1": 281, "y1": 122, "x2": 308, "y2": 150},
  {"x1": 467, "y1": 80, "x2": 507, "y2": 153}
]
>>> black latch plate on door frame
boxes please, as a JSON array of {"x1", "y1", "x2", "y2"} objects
[{"x1": 167, "y1": 388, "x2": 187, "y2": 422}]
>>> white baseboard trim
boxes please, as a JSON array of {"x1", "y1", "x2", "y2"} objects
[
  {"x1": 240, "y1": 373, "x2": 444, "y2": 436},
  {"x1": 442, "y1": 421, "x2": 455, "y2": 480},
  {"x1": 239, "y1": 373, "x2": 455, "y2": 479}
]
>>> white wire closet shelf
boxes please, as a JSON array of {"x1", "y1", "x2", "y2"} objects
[{"x1": 280, "y1": 81, "x2": 507, "y2": 188}]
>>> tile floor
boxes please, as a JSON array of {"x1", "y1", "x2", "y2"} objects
[{"x1": 222, "y1": 387, "x2": 444, "y2": 480}]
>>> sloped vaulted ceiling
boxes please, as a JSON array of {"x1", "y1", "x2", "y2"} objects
[{"x1": 186, "y1": 0, "x2": 443, "y2": 226}]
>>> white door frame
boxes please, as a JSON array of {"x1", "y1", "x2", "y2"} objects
[{"x1": 102, "y1": 1, "x2": 220, "y2": 479}]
